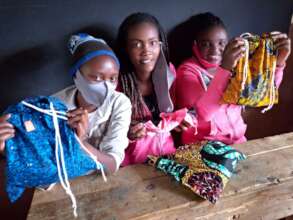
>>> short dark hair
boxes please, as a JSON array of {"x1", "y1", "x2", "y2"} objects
[{"x1": 188, "y1": 12, "x2": 226, "y2": 41}]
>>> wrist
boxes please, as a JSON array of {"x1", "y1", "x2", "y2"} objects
[
  {"x1": 276, "y1": 61, "x2": 286, "y2": 68},
  {"x1": 220, "y1": 63, "x2": 233, "y2": 72}
]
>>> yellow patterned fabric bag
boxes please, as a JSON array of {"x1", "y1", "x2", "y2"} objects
[{"x1": 221, "y1": 33, "x2": 278, "y2": 113}]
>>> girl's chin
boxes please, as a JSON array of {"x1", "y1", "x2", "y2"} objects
[
  {"x1": 136, "y1": 65, "x2": 156, "y2": 74},
  {"x1": 207, "y1": 59, "x2": 221, "y2": 65}
]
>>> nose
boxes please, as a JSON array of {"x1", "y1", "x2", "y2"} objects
[
  {"x1": 141, "y1": 42, "x2": 151, "y2": 52},
  {"x1": 210, "y1": 43, "x2": 222, "y2": 54}
]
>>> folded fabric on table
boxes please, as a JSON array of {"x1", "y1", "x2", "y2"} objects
[{"x1": 148, "y1": 141, "x2": 246, "y2": 203}]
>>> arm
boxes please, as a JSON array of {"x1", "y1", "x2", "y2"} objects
[
  {"x1": 195, "y1": 67, "x2": 231, "y2": 121},
  {"x1": 67, "y1": 96, "x2": 132, "y2": 173},
  {"x1": 275, "y1": 65, "x2": 285, "y2": 88},
  {"x1": 80, "y1": 142, "x2": 118, "y2": 173},
  {"x1": 271, "y1": 32, "x2": 291, "y2": 88},
  {"x1": 175, "y1": 64, "x2": 206, "y2": 110},
  {"x1": 196, "y1": 38, "x2": 246, "y2": 121},
  {"x1": 67, "y1": 107, "x2": 119, "y2": 173},
  {"x1": 95, "y1": 95, "x2": 132, "y2": 173}
]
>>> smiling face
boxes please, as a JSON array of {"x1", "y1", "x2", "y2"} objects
[
  {"x1": 126, "y1": 22, "x2": 161, "y2": 80},
  {"x1": 196, "y1": 26, "x2": 228, "y2": 65}
]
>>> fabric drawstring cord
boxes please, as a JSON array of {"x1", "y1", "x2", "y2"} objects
[{"x1": 21, "y1": 101, "x2": 107, "y2": 217}]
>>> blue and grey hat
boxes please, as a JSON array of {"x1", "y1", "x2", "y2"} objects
[{"x1": 68, "y1": 33, "x2": 120, "y2": 76}]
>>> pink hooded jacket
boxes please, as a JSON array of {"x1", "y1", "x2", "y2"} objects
[{"x1": 175, "y1": 45, "x2": 284, "y2": 145}]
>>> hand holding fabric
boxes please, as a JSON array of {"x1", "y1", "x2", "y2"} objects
[
  {"x1": 0, "y1": 114, "x2": 15, "y2": 153},
  {"x1": 67, "y1": 108, "x2": 89, "y2": 141},
  {"x1": 270, "y1": 32, "x2": 291, "y2": 66}
]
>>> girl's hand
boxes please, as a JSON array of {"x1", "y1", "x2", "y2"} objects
[
  {"x1": 0, "y1": 114, "x2": 15, "y2": 153},
  {"x1": 67, "y1": 108, "x2": 89, "y2": 141},
  {"x1": 221, "y1": 37, "x2": 246, "y2": 71},
  {"x1": 270, "y1": 32, "x2": 291, "y2": 66},
  {"x1": 173, "y1": 119, "x2": 192, "y2": 132},
  {"x1": 128, "y1": 122, "x2": 146, "y2": 140}
]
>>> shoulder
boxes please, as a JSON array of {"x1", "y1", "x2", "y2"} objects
[
  {"x1": 177, "y1": 58, "x2": 203, "y2": 77},
  {"x1": 110, "y1": 91, "x2": 132, "y2": 113},
  {"x1": 53, "y1": 85, "x2": 77, "y2": 103}
]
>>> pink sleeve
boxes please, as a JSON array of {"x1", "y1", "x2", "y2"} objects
[
  {"x1": 175, "y1": 65, "x2": 206, "y2": 110},
  {"x1": 169, "y1": 63, "x2": 177, "y2": 77},
  {"x1": 196, "y1": 67, "x2": 231, "y2": 121},
  {"x1": 275, "y1": 65, "x2": 285, "y2": 88}
]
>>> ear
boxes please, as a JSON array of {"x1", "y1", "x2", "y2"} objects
[{"x1": 193, "y1": 40, "x2": 197, "y2": 45}]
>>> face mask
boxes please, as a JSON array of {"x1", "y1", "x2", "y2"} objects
[
  {"x1": 73, "y1": 70, "x2": 116, "y2": 107},
  {"x1": 152, "y1": 45, "x2": 175, "y2": 113}
]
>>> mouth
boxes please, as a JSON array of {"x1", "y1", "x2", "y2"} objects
[
  {"x1": 207, "y1": 55, "x2": 222, "y2": 63},
  {"x1": 139, "y1": 58, "x2": 153, "y2": 64}
]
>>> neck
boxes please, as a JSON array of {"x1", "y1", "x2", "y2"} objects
[
  {"x1": 192, "y1": 44, "x2": 219, "y2": 69},
  {"x1": 76, "y1": 92, "x2": 97, "y2": 113},
  {"x1": 135, "y1": 69, "x2": 152, "y2": 83},
  {"x1": 136, "y1": 77, "x2": 153, "y2": 96}
]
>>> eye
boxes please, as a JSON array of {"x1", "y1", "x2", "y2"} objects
[
  {"x1": 199, "y1": 41, "x2": 211, "y2": 48},
  {"x1": 219, "y1": 40, "x2": 227, "y2": 47},
  {"x1": 110, "y1": 76, "x2": 118, "y2": 83},
  {"x1": 130, "y1": 41, "x2": 142, "y2": 49},
  {"x1": 90, "y1": 74, "x2": 103, "y2": 82},
  {"x1": 150, "y1": 40, "x2": 161, "y2": 47}
]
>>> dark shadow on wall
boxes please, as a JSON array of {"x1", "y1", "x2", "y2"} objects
[
  {"x1": 0, "y1": 24, "x2": 116, "y2": 113},
  {"x1": 0, "y1": 44, "x2": 57, "y2": 112},
  {"x1": 68, "y1": 24, "x2": 116, "y2": 48},
  {"x1": 168, "y1": 17, "x2": 195, "y2": 67}
]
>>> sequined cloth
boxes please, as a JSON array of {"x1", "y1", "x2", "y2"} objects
[{"x1": 4, "y1": 96, "x2": 97, "y2": 202}]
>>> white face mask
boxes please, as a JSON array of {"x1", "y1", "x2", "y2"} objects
[{"x1": 73, "y1": 70, "x2": 117, "y2": 107}]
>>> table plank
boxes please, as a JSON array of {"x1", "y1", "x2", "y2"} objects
[{"x1": 27, "y1": 132, "x2": 293, "y2": 220}]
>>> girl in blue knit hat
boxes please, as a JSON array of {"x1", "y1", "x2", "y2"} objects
[{"x1": 0, "y1": 33, "x2": 132, "y2": 173}]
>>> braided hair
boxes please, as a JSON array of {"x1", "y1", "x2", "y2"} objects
[{"x1": 115, "y1": 12, "x2": 169, "y2": 122}]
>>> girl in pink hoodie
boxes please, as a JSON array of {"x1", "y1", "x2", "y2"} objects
[{"x1": 175, "y1": 12, "x2": 291, "y2": 145}]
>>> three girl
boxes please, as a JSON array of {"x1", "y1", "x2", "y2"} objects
[{"x1": 1, "y1": 12, "x2": 291, "y2": 168}]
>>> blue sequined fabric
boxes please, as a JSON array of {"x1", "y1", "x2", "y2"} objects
[{"x1": 4, "y1": 96, "x2": 97, "y2": 202}]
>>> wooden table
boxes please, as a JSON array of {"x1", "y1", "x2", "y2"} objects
[{"x1": 27, "y1": 132, "x2": 293, "y2": 220}]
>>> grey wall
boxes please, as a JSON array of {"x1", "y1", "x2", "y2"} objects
[{"x1": 1, "y1": 0, "x2": 292, "y2": 112}]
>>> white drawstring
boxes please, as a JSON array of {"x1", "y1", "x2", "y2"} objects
[
  {"x1": 50, "y1": 102, "x2": 78, "y2": 217},
  {"x1": 239, "y1": 33, "x2": 277, "y2": 113},
  {"x1": 74, "y1": 135, "x2": 107, "y2": 182},
  {"x1": 22, "y1": 101, "x2": 68, "y2": 120},
  {"x1": 22, "y1": 100, "x2": 107, "y2": 217},
  {"x1": 241, "y1": 39, "x2": 249, "y2": 91},
  {"x1": 261, "y1": 55, "x2": 277, "y2": 113}
]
